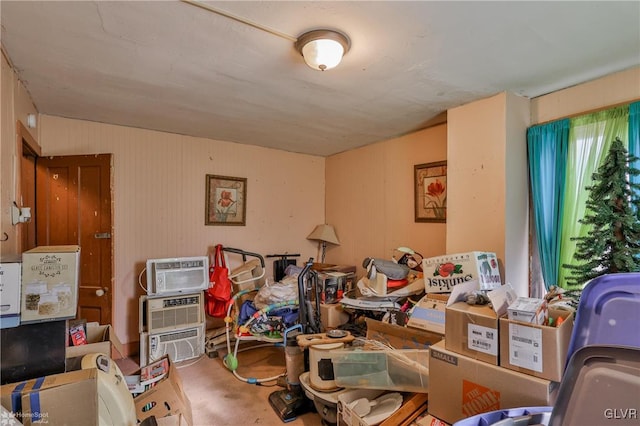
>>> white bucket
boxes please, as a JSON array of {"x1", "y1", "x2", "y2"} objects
[{"x1": 308, "y1": 342, "x2": 344, "y2": 392}]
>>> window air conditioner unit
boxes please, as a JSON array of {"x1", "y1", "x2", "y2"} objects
[
  {"x1": 146, "y1": 256, "x2": 209, "y2": 296},
  {"x1": 139, "y1": 324, "x2": 205, "y2": 367},
  {"x1": 139, "y1": 292, "x2": 205, "y2": 334}
]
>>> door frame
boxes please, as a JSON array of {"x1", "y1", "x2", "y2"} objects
[{"x1": 14, "y1": 120, "x2": 40, "y2": 254}]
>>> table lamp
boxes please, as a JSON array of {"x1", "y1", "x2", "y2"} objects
[{"x1": 307, "y1": 224, "x2": 340, "y2": 263}]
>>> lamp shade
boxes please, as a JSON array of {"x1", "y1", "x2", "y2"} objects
[
  {"x1": 307, "y1": 224, "x2": 340, "y2": 245},
  {"x1": 295, "y1": 30, "x2": 350, "y2": 71}
]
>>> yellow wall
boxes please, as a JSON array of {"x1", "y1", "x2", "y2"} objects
[
  {"x1": 447, "y1": 92, "x2": 530, "y2": 295},
  {"x1": 0, "y1": 53, "x2": 38, "y2": 257},
  {"x1": 38, "y1": 115, "x2": 326, "y2": 346},
  {"x1": 531, "y1": 67, "x2": 640, "y2": 124},
  {"x1": 325, "y1": 124, "x2": 448, "y2": 276}
]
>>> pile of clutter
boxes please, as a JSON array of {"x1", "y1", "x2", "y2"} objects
[{"x1": 304, "y1": 250, "x2": 583, "y2": 426}]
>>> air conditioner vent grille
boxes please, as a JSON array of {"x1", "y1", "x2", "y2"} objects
[
  {"x1": 150, "y1": 305, "x2": 201, "y2": 331},
  {"x1": 159, "y1": 328, "x2": 199, "y2": 343}
]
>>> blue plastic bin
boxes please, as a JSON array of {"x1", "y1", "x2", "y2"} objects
[{"x1": 452, "y1": 407, "x2": 552, "y2": 426}]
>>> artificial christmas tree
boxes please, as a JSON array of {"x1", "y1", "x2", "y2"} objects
[{"x1": 564, "y1": 137, "x2": 640, "y2": 289}]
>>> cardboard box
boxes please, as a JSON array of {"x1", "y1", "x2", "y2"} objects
[
  {"x1": 414, "y1": 413, "x2": 451, "y2": 426},
  {"x1": 379, "y1": 393, "x2": 428, "y2": 426},
  {"x1": 21, "y1": 245, "x2": 80, "y2": 323},
  {"x1": 320, "y1": 302, "x2": 350, "y2": 330},
  {"x1": 339, "y1": 391, "x2": 428, "y2": 426},
  {"x1": 407, "y1": 293, "x2": 448, "y2": 334},
  {"x1": 0, "y1": 258, "x2": 22, "y2": 328},
  {"x1": 429, "y1": 341, "x2": 557, "y2": 424},
  {"x1": 156, "y1": 413, "x2": 190, "y2": 426},
  {"x1": 337, "y1": 388, "x2": 386, "y2": 426},
  {"x1": 422, "y1": 252, "x2": 501, "y2": 293},
  {"x1": 443, "y1": 281, "x2": 518, "y2": 365},
  {"x1": 507, "y1": 297, "x2": 548, "y2": 325},
  {"x1": 445, "y1": 302, "x2": 500, "y2": 365},
  {"x1": 312, "y1": 264, "x2": 357, "y2": 274},
  {"x1": 365, "y1": 318, "x2": 443, "y2": 350},
  {"x1": 499, "y1": 309, "x2": 574, "y2": 382},
  {"x1": 133, "y1": 357, "x2": 193, "y2": 426},
  {"x1": 66, "y1": 322, "x2": 125, "y2": 360},
  {"x1": 317, "y1": 271, "x2": 356, "y2": 303},
  {"x1": 1, "y1": 369, "x2": 104, "y2": 426}
]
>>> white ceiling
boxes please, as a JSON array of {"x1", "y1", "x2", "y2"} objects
[{"x1": 2, "y1": 1, "x2": 639, "y2": 157}]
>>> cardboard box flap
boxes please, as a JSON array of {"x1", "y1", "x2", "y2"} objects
[
  {"x1": 134, "y1": 356, "x2": 193, "y2": 426},
  {"x1": 446, "y1": 281, "x2": 517, "y2": 317},
  {"x1": 90, "y1": 323, "x2": 125, "y2": 357},
  {"x1": 66, "y1": 323, "x2": 125, "y2": 359},
  {"x1": 365, "y1": 318, "x2": 443, "y2": 350}
]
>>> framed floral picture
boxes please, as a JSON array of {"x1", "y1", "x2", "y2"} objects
[
  {"x1": 205, "y1": 174, "x2": 247, "y2": 226},
  {"x1": 414, "y1": 161, "x2": 447, "y2": 223}
]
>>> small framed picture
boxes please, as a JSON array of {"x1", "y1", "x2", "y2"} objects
[
  {"x1": 205, "y1": 174, "x2": 247, "y2": 226},
  {"x1": 414, "y1": 161, "x2": 447, "y2": 223}
]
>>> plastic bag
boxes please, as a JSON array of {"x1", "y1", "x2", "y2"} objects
[
  {"x1": 252, "y1": 275, "x2": 299, "y2": 310},
  {"x1": 205, "y1": 244, "x2": 232, "y2": 318}
]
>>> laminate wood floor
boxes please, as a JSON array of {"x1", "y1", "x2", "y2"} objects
[{"x1": 119, "y1": 345, "x2": 325, "y2": 426}]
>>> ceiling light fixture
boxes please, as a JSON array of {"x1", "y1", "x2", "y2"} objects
[
  {"x1": 182, "y1": 1, "x2": 351, "y2": 71},
  {"x1": 295, "y1": 30, "x2": 350, "y2": 71}
]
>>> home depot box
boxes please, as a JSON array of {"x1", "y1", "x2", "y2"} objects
[
  {"x1": 133, "y1": 357, "x2": 193, "y2": 426},
  {"x1": 1, "y1": 369, "x2": 101, "y2": 426},
  {"x1": 0, "y1": 257, "x2": 22, "y2": 328},
  {"x1": 66, "y1": 322, "x2": 125, "y2": 360},
  {"x1": 365, "y1": 318, "x2": 443, "y2": 350},
  {"x1": 499, "y1": 309, "x2": 574, "y2": 382},
  {"x1": 429, "y1": 341, "x2": 557, "y2": 425},
  {"x1": 445, "y1": 303, "x2": 500, "y2": 365},
  {"x1": 422, "y1": 252, "x2": 501, "y2": 293},
  {"x1": 407, "y1": 293, "x2": 448, "y2": 334},
  {"x1": 21, "y1": 245, "x2": 80, "y2": 323}
]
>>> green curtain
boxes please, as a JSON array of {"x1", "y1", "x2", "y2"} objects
[{"x1": 558, "y1": 105, "x2": 629, "y2": 289}]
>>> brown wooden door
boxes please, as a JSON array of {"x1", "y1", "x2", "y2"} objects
[{"x1": 36, "y1": 154, "x2": 113, "y2": 325}]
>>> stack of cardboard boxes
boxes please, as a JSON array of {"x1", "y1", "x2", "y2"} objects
[
  {"x1": 0, "y1": 245, "x2": 194, "y2": 425},
  {"x1": 417, "y1": 252, "x2": 574, "y2": 424},
  {"x1": 336, "y1": 252, "x2": 574, "y2": 425}
]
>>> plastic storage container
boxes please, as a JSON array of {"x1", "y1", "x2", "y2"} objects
[
  {"x1": 331, "y1": 348, "x2": 429, "y2": 392},
  {"x1": 565, "y1": 272, "x2": 640, "y2": 367},
  {"x1": 452, "y1": 407, "x2": 552, "y2": 426}
]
